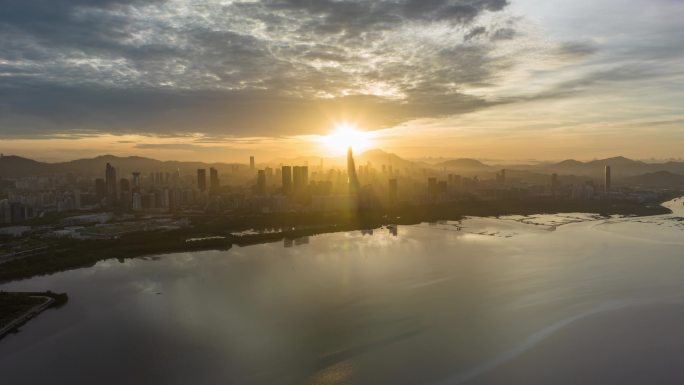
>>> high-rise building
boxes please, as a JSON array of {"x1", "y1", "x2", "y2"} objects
[
  {"x1": 132, "y1": 193, "x2": 142, "y2": 211},
  {"x1": 250, "y1": 156, "x2": 255, "y2": 171},
  {"x1": 427, "y1": 177, "x2": 437, "y2": 197},
  {"x1": 282, "y1": 166, "x2": 292, "y2": 194},
  {"x1": 132, "y1": 172, "x2": 141, "y2": 193},
  {"x1": 605, "y1": 165, "x2": 611, "y2": 192},
  {"x1": 293, "y1": 166, "x2": 309, "y2": 192},
  {"x1": 105, "y1": 163, "x2": 118, "y2": 204},
  {"x1": 347, "y1": 147, "x2": 360, "y2": 195},
  {"x1": 197, "y1": 169, "x2": 207, "y2": 192},
  {"x1": 256, "y1": 170, "x2": 266, "y2": 195},
  {"x1": 209, "y1": 167, "x2": 219, "y2": 193}
]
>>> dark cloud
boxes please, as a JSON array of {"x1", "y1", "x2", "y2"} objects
[
  {"x1": 0, "y1": 0, "x2": 513, "y2": 138},
  {"x1": 490, "y1": 27, "x2": 515, "y2": 41},
  {"x1": 464, "y1": 26, "x2": 487, "y2": 41}
]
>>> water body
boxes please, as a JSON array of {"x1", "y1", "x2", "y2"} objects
[{"x1": 2, "y1": 198, "x2": 684, "y2": 385}]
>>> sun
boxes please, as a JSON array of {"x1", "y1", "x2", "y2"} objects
[{"x1": 319, "y1": 123, "x2": 374, "y2": 155}]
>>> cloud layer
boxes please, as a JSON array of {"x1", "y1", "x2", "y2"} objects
[{"x1": 0, "y1": 0, "x2": 516, "y2": 137}]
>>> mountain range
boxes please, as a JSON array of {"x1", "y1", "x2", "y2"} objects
[{"x1": 1, "y1": 151, "x2": 684, "y2": 184}]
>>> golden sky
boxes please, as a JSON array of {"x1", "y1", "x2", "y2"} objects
[{"x1": 1, "y1": 0, "x2": 683, "y2": 162}]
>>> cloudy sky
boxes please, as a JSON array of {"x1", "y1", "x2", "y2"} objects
[{"x1": 1, "y1": 0, "x2": 683, "y2": 162}]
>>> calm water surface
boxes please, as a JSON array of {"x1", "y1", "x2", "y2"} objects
[{"x1": 2, "y1": 198, "x2": 684, "y2": 385}]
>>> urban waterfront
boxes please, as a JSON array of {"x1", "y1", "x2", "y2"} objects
[{"x1": 1, "y1": 198, "x2": 683, "y2": 385}]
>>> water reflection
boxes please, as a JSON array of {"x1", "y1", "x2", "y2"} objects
[{"x1": 2, "y1": 200, "x2": 684, "y2": 385}]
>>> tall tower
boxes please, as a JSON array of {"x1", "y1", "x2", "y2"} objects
[
  {"x1": 605, "y1": 165, "x2": 611, "y2": 193},
  {"x1": 347, "y1": 147, "x2": 360, "y2": 195},
  {"x1": 256, "y1": 170, "x2": 266, "y2": 195},
  {"x1": 132, "y1": 172, "x2": 141, "y2": 193},
  {"x1": 282, "y1": 166, "x2": 292, "y2": 194},
  {"x1": 105, "y1": 163, "x2": 118, "y2": 204},
  {"x1": 293, "y1": 166, "x2": 308, "y2": 192},
  {"x1": 209, "y1": 167, "x2": 219, "y2": 193},
  {"x1": 250, "y1": 156, "x2": 255, "y2": 171},
  {"x1": 197, "y1": 169, "x2": 207, "y2": 192}
]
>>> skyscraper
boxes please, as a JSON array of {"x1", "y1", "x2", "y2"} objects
[
  {"x1": 250, "y1": 156, "x2": 255, "y2": 171},
  {"x1": 292, "y1": 166, "x2": 309, "y2": 192},
  {"x1": 197, "y1": 169, "x2": 207, "y2": 192},
  {"x1": 605, "y1": 165, "x2": 611, "y2": 193},
  {"x1": 347, "y1": 147, "x2": 360, "y2": 195},
  {"x1": 209, "y1": 167, "x2": 219, "y2": 193},
  {"x1": 282, "y1": 166, "x2": 292, "y2": 194},
  {"x1": 256, "y1": 170, "x2": 266, "y2": 195},
  {"x1": 132, "y1": 172, "x2": 141, "y2": 193},
  {"x1": 427, "y1": 177, "x2": 437, "y2": 198},
  {"x1": 105, "y1": 163, "x2": 118, "y2": 204}
]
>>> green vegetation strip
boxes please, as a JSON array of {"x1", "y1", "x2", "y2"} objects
[
  {"x1": 0, "y1": 198, "x2": 675, "y2": 284},
  {"x1": 0, "y1": 291, "x2": 68, "y2": 329}
]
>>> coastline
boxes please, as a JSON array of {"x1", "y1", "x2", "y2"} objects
[
  {"x1": 0, "y1": 195, "x2": 679, "y2": 285},
  {"x1": 0, "y1": 291, "x2": 68, "y2": 340}
]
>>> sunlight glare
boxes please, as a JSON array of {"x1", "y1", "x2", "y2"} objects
[{"x1": 319, "y1": 123, "x2": 374, "y2": 155}]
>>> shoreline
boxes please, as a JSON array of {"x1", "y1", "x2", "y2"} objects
[
  {"x1": 0, "y1": 291, "x2": 68, "y2": 340},
  {"x1": 0, "y1": 195, "x2": 679, "y2": 285}
]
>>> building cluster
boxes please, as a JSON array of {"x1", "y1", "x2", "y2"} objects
[{"x1": 0, "y1": 149, "x2": 653, "y2": 227}]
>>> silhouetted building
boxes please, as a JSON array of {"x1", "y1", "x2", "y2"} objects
[
  {"x1": 605, "y1": 165, "x2": 611, "y2": 192},
  {"x1": 256, "y1": 170, "x2": 266, "y2": 195},
  {"x1": 132, "y1": 172, "x2": 141, "y2": 193},
  {"x1": 250, "y1": 156, "x2": 255, "y2": 171},
  {"x1": 197, "y1": 169, "x2": 207, "y2": 192},
  {"x1": 347, "y1": 147, "x2": 360, "y2": 195},
  {"x1": 427, "y1": 177, "x2": 437, "y2": 197},
  {"x1": 209, "y1": 167, "x2": 219, "y2": 193},
  {"x1": 105, "y1": 163, "x2": 118, "y2": 204},
  {"x1": 282, "y1": 166, "x2": 292, "y2": 194},
  {"x1": 293, "y1": 166, "x2": 308, "y2": 192},
  {"x1": 132, "y1": 193, "x2": 142, "y2": 211}
]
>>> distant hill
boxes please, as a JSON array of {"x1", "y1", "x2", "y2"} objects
[
  {"x1": 619, "y1": 171, "x2": 684, "y2": 188},
  {"x1": 535, "y1": 156, "x2": 684, "y2": 178},
  {"x1": 0, "y1": 155, "x2": 60, "y2": 177},
  {"x1": 3, "y1": 152, "x2": 684, "y2": 182},
  {"x1": 356, "y1": 149, "x2": 422, "y2": 171},
  {"x1": 435, "y1": 158, "x2": 493, "y2": 172},
  {"x1": 0, "y1": 154, "x2": 247, "y2": 179}
]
